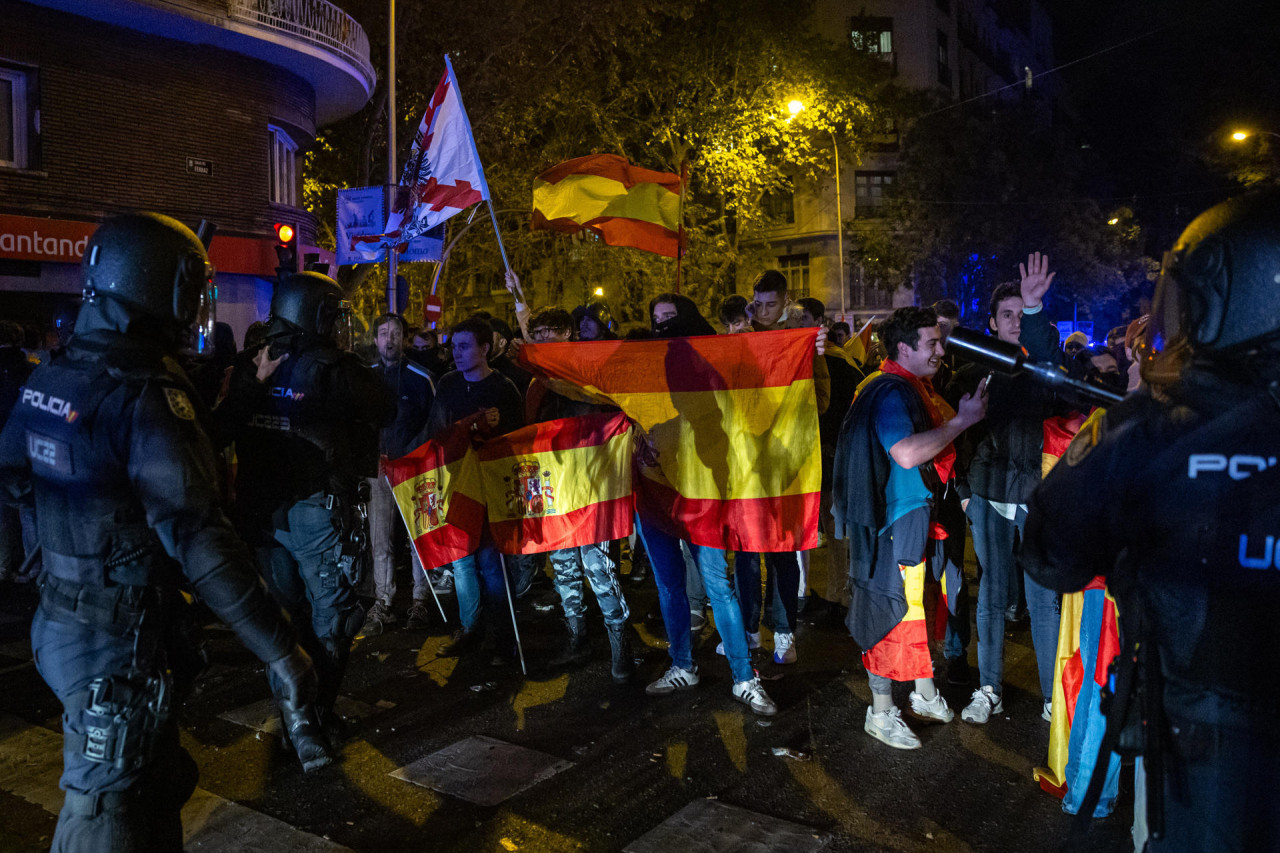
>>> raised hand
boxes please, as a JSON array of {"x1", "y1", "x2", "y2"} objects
[
  {"x1": 1019, "y1": 251, "x2": 1056, "y2": 309},
  {"x1": 253, "y1": 346, "x2": 288, "y2": 383}
]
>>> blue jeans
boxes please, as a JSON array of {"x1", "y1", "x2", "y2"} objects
[
  {"x1": 451, "y1": 537, "x2": 509, "y2": 636},
  {"x1": 636, "y1": 518, "x2": 754, "y2": 683},
  {"x1": 732, "y1": 552, "x2": 798, "y2": 635},
  {"x1": 967, "y1": 498, "x2": 1060, "y2": 699}
]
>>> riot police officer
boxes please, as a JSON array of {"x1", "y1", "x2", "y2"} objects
[
  {"x1": 0, "y1": 212, "x2": 321, "y2": 851},
  {"x1": 220, "y1": 272, "x2": 394, "y2": 744},
  {"x1": 1022, "y1": 189, "x2": 1280, "y2": 850}
]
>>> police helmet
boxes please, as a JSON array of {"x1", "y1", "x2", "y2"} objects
[
  {"x1": 271, "y1": 272, "x2": 346, "y2": 338},
  {"x1": 82, "y1": 213, "x2": 213, "y2": 327},
  {"x1": 1147, "y1": 190, "x2": 1280, "y2": 371}
]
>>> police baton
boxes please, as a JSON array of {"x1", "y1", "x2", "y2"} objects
[{"x1": 946, "y1": 327, "x2": 1125, "y2": 407}]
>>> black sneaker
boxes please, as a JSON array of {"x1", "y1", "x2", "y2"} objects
[
  {"x1": 405, "y1": 600, "x2": 432, "y2": 630},
  {"x1": 946, "y1": 656, "x2": 972, "y2": 686},
  {"x1": 441, "y1": 628, "x2": 481, "y2": 657}
]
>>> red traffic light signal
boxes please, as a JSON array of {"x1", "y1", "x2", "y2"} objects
[{"x1": 273, "y1": 222, "x2": 298, "y2": 278}]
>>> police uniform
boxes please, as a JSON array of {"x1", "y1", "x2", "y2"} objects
[
  {"x1": 1022, "y1": 191, "x2": 1280, "y2": 851},
  {"x1": 221, "y1": 275, "x2": 395, "y2": 726},
  {"x1": 0, "y1": 213, "x2": 314, "y2": 852}
]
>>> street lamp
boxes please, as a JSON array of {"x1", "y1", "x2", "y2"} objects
[
  {"x1": 593, "y1": 286, "x2": 604, "y2": 297},
  {"x1": 1231, "y1": 129, "x2": 1280, "y2": 142},
  {"x1": 786, "y1": 99, "x2": 846, "y2": 319}
]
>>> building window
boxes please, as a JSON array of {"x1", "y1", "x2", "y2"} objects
[
  {"x1": 268, "y1": 125, "x2": 298, "y2": 206},
  {"x1": 937, "y1": 31, "x2": 952, "y2": 89},
  {"x1": 762, "y1": 190, "x2": 795, "y2": 224},
  {"x1": 777, "y1": 254, "x2": 810, "y2": 298},
  {"x1": 0, "y1": 66, "x2": 30, "y2": 169},
  {"x1": 855, "y1": 172, "x2": 895, "y2": 217},
  {"x1": 850, "y1": 17, "x2": 893, "y2": 58}
]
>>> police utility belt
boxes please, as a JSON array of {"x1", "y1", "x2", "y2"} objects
[{"x1": 40, "y1": 550, "x2": 161, "y2": 636}]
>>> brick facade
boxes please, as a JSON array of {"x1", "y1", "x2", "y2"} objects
[{"x1": 0, "y1": 0, "x2": 318, "y2": 243}]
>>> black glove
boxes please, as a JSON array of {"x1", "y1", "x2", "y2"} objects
[{"x1": 267, "y1": 645, "x2": 318, "y2": 707}]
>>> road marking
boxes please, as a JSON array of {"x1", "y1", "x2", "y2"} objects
[{"x1": 0, "y1": 713, "x2": 351, "y2": 851}]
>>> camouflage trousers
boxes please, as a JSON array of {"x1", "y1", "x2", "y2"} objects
[{"x1": 549, "y1": 542, "x2": 629, "y2": 628}]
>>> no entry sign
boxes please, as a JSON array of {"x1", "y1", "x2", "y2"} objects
[{"x1": 423, "y1": 295, "x2": 443, "y2": 325}]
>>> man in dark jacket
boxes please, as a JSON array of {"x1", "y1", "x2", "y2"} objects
[
  {"x1": 422, "y1": 315, "x2": 525, "y2": 662},
  {"x1": 0, "y1": 213, "x2": 320, "y2": 849},
  {"x1": 360, "y1": 313, "x2": 437, "y2": 636},
  {"x1": 949, "y1": 254, "x2": 1065, "y2": 725}
]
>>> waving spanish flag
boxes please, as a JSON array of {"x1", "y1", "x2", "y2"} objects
[
  {"x1": 479, "y1": 413, "x2": 634, "y2": 554},
  {"x1": 518, "y1": 329, "x2": 821, "y2": 552},
  {"x1": 383, "y1": 423, "x2": 485, "y2": 571},
  {"x1": 531, "y1": 154, "x2": 683, "y2": 258}
]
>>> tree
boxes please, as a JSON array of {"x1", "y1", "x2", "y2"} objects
[
  {"x1": 308, "y1": 0, "x2": 890, "y2": 330},
  {"x1": 856, "y1": 100, "x2": 1155, "y2": 332}
]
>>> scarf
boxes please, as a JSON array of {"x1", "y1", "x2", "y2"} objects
[{"x1": 877, "y1": 358, "x2": 958, "y2": 486}]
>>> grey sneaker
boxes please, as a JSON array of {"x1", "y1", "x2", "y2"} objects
[
  {"x1": 645, "y1": 665, "x2": 700, "y2": 696},
  {"x1": 865, "y1": 706, "x2": 922, "y2": 750},
  {"x1": 908, "y1": 689, "x2": 954, "y2": 723},
  {"x1": 430, "y1": 569, "x2": 454, "y2": 595},
  {"x1": 357, "y1": 602, "x2": 394, "y2": 638},
  {"x1": 960, "y1": 686, "x2": 1004, "y2": 724},
  {"x1": 732, "y1": 677, "x2": 777, "y2": 716}
]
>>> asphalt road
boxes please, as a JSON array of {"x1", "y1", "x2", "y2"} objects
[{"x1": 0, "y1": 546, "x2": 1135, "y2": 852}]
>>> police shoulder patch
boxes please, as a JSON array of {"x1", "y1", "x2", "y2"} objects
[{"x1": 163, "y1": 387, "x2": 196, "y2": 421}]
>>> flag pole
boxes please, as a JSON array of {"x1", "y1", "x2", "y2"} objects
[
  {"x1": 500, "y1": 561, "x2": 528, "y2": 675},
  {"x1": 674, "y1": 158, "x2": 688, "y2": 295},
  {"x1": 385, "y1": 0, "x2": 398, "y2": 313}
]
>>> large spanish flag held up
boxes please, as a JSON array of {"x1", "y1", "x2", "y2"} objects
[
  {"x1": 517, "y1": 328, "x2": 821, "y2": 552},
  {"x1": 478, "y1": 412, "x2": 634, "y2": 555},
  {"x1": 383, "y1": 423, "x2": 485, "y2": 571},
  {"x1": 531, "y1": 154, "x2": 683, "y2": 258}
]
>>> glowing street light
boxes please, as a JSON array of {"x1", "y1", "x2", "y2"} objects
[
  {"x1": 593, "y1": 286, "x2": 604, "y2": 297},
  {"x1": 784, "y1": 98, "x2": 845, "y2": 318},
  {"x1": 1231, "y1": 129, "x2": 1280, "y2": 142},
  {"x1": 1107, "y1": 218, "x2": 1119, "y2": 226},
  {"x1": 787, "y1": 99, "x2": 805, "y2": 116}
]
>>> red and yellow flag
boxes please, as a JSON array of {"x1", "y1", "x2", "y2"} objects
[
  {"x1": 478, "y1": 413, "x2": 634, "y2": 554},
  {"x1": 518, "y1": 329, "x2": 821, "y2": 552},
  {"x1": 383, "y1": 424, "x2": 485, "y2": 571},
  {"x1": 531, "y1": 154, "x2": 682, "y2": 258}
]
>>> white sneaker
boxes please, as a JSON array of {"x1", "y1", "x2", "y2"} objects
[
  {"x1": 645, "y1": 665, "x2": 701, "y2": 696},
  {"x1": 731, "y1": 677, "x2": 777, "y2": 716},
  {"x1": 908, "y1": 689, "x2": 954, "y2": 723},
  {"x1": 864, "y1": 706, "x2": 921, "y2": 750},
  {"x1": 1042, "y1": 700, "x2": 1053, "y2": 722},
  {"x1": 715, "y1": 631, "x2": 761, "y2": 656},
  {"x1": 960, "y1": 686, "x2": 1004, "y2": 724},
  {"x1": 772, "y1": 632, "x2": 797, "y2": 665}
]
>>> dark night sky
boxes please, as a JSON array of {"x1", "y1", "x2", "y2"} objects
[{"x1": 1049, "y1": 0, "x2": 1280, "y2": 244}]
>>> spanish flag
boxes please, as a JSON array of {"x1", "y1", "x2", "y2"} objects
[
  {"x1": 531, "y1": 154, "x2": 682, "y2": 258},
  {"x1": 383, "y1": 424, "x2": 485, "y2": 571},
  {"x1": 478, "y1": 413, "x2": 634, "y2": 555},
  {"x1": 517, "y1": 328, "x2": 821, "y2": 552}
]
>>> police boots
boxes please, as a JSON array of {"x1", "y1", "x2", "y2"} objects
[
  {"x1": 549, "y1": 616, "x2": 591, "y2": 669},
  {"x1": 278, "y1": 699, "x2": 334, "y2": 772},
  {"x1": 606, "y1": 622, "x2": 635, "y2": 684}
]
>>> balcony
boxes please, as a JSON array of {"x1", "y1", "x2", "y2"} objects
[
  {"x1": 228, "y1": 0, "x2": 375, "y2": 94},
  {"x1": 30, "y1": 0, "x2": 376, "y2": 125}
]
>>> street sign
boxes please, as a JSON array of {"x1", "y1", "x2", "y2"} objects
[
  {"x1": 186, "y1": 157, "x2": 213, "y2": 176},
  {"x1": 423, "y1": 295, "x2": 443, "y2": 325}
]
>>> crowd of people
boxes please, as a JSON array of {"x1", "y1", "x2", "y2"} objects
[{"x1": 4, "y1": 189, "x2": 1279, "y2": 851}]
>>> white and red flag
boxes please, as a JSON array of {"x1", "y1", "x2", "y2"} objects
[{"x1": 349, "y1": 55, "x2": 490, "y2": 259}]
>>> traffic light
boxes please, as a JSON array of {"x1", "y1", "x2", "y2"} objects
[{"x1": 274, "y1": 222, "x2": 298, "y2": 280}]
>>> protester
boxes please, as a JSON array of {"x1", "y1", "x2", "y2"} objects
[
  {"x1": 639, "y1": 294, "x2": 778, "y2": 716},
  {"x1": 421, "y1": 316, "x2": 525, "y2": 663},
  {"x1": 834, "y1": 306, "x2": 988, "y2": 749},
  {"x1": 360, "y1": 313, "x2": 437, "y2": 637},
  {"x1": 523, "y1": 306, "x2": 633, "y2": 681}
]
